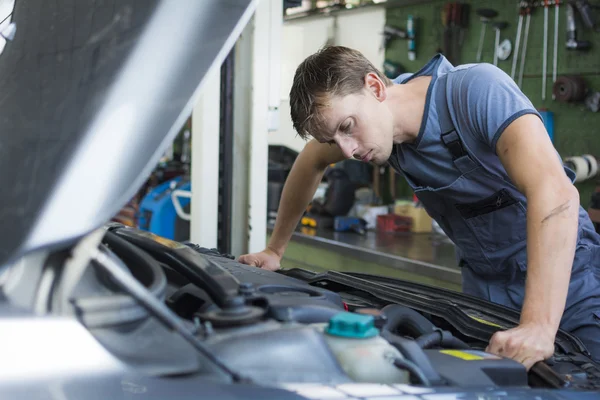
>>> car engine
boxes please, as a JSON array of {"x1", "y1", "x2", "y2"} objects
[{"x1": 60, "y1": 225, "x2": 600, "y2": 391}]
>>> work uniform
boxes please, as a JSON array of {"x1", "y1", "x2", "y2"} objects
[{"x1": 387, "y1": 54, "x2": 600, "y2": 362}]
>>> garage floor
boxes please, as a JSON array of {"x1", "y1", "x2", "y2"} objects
[{"x1": 267, "y1": 226, "x2": 463, "y2": 292}]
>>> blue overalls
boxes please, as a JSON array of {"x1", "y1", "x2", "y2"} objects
[{"x1": 388, "y1": 54, "x2": 600, "y2": 362}]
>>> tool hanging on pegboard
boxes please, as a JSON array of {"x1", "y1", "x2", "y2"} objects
[
  {"x1": 517, "y1": 2, "x2": 534, "y2": 88},
  {"x1": 552, "y1": 0, "x2": 560, "y2": 92},
  {"x1": 542, "y1": 0, "x2": 551, "y2": 100},
  {"x1": 475, "y1": 8, "x2": 498, "y2": 63},
  {"x1": 441, "y1": 2, "x2": 470, "y2": 65},
  {"x1": 511, "y1": 2, "x2": 525, "y2": 80},
  {"x1": 565, "y1": 0, "x2": 597, "y2": 51},
  {"x1": 407, "y1": 14, "x2": 417, "y2": 61},
  {"x1": 553, "y1": 75, "x2": 589, "y2": 102},
  {"x1": 493, "y1": 21, "x2": 511, "y2": 65},
  {"x1": 564, "y1": 154, "x2": 599, "y2": 183},
  {"x1": 586, "y1": 91, "x2": 600, "y2": 112},
  {"x1": 380, "y1": 25, "x2": 407, "y2": 52},
  {"x1": 553, "y1": 75, "x2": 600, "y2": 112}
]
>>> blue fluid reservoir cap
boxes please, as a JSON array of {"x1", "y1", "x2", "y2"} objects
[{"x1": 325, "y1": 312, "x2": 379, "y2": 339}]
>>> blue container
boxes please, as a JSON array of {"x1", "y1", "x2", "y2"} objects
[
  {"x1": 334, "y1": 216, "x2": 363, "y2": 232},
  {"x1": 539, "y1": 109, "x2": 554, "y2": 143},
  {"x1": 138, "y1": 176, "x2": 191, "y2": 240}
]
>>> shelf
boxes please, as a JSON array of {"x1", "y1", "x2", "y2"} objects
[{"x1": 284, "y1": 0, "x2": 437, "y2": 22}]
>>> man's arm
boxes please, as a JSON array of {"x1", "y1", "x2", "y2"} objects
[
  {"x1": 238, "y1": 140, "x2": 346, "y2": 270},
  {"x1": 486, "y1": 113, "x2": 580, "y2": 369}
]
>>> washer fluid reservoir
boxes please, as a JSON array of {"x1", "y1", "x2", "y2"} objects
[{"x1": 318, "y1": 312, "x2": 410, "y2": 384}]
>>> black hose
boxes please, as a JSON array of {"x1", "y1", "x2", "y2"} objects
[
  {"x1": 415, "y1": 330, "x2": 470, "y2": 350},
  {"x1": 381, "y1": 330, "x2": 445, "y2": 386},
  {"x1": 102, "y1": 231, "x2": 167, "y2": 297},
  {"x1": 380, "y1": 304, "x2": 435, "y2": 337},
  {"x1": 393, "y1": 358, "x2": 431, "y2": 387},
  {"x1": 92, "y1": 246, "x2": 250, "y2": 383}
]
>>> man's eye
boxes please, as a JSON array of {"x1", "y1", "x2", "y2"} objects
[{"x1": 341, "y1": 122, "x2": 352, "y2": 133}]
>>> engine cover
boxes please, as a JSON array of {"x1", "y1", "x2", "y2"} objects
[
  {"x1": 424, "y1": 349, "x2": 528, "y2": 387},
  {"x1": 198, "y1": 252, "x2": 346, "y2": 323}
]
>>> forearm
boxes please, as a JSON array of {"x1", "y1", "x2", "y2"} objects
[
  {"x1": 267, "y1": 151, "x2": 327, "y2": 257},
  {"x1": 521, "y1": 184, "x2": 580, "y2": 331}
]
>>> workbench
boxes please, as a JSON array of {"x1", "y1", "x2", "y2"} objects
[{"x1": 267, "y1": 225, "x2": 463, "y2": 292}]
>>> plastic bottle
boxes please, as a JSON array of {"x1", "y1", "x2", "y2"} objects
[{"x1": 314, "y1": 313, "x2": 410, "y2": 384}]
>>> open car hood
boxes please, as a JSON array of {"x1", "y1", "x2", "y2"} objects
[{"x1": 0, "y1": 0, "x2": 256, "y2": 267}]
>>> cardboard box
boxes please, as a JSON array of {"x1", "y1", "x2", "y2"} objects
[{"x1": 394, "y1": 202, "x2": 432, "y2": 233}]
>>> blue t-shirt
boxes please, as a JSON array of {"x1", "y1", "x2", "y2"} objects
[{"x1": 391, "y1": 55, "x2": 542, "y2": 190}]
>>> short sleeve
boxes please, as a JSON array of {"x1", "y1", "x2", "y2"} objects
[{"x1": 456, "y1": 63, "x2": 542, "y2": 153}]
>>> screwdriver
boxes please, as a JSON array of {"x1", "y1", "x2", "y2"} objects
[
  {"x1": 552, "y1": 0, "x2": 560, "y2": 99},
  {"x1": 518, "y1": 2, "x2": 533, "y2": 88},
  {"x1": 542, "y1": 0, "x2": 550, "y2": 100},
  {"x1": 511, "y1": 2, "x2": 525, "y2": 80}
]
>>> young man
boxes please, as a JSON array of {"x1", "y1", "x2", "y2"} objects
[{"x1": 239, "y1": 46, "x2": 600, "y2": 368}]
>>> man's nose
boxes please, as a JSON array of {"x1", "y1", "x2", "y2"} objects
[{"x1": 338, "y1": 138, "x2": 356, "y2": 159}]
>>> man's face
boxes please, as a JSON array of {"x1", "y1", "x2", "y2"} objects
[{"x1": 317, "y1": 86, "x2": 394, "y2": 166}]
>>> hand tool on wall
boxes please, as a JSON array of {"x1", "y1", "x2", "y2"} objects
[
  {"x1": 566, "y1": 1, "x2": 592, "y2": 50},
  {"x1": 518, "y1": 2, "x2": 533, "y2": 87},
  {"x1": 552, "y1": 0, "x2": 560, "y2": 93},
  {"x1": 511, "y1": 3, "x2": 526, "y2": 80},
  {"x1": 553, "y1": 75, "x2": 589, "y2": 102},
  {"x1": 442, "y1": 2, "x2": 463, "y2": 65},
  {"x1": 493, "y1": 21, "x2": 509, "y2": 66},
  {"x1": 572, "y1": 0, "x2": 598, "y2": 31},
  {"x1": 542, "y1": 0, "x2": 550, "y2": 100},
  {"x1": 407, "y1": 14, "x2": 416, "y2": 61},
  {"x1": 476, "y1": 8, "x2": 498, "y2": 62},
  {"x1": 381, "y1": 25, "x2": 407, "y2": 51},
  {"x1": 586, "y1": 92, "x2": 600, "y2": 112}
]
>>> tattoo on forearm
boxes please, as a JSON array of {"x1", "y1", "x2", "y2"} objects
[{"x1": 541, "y1": 201, "x2": 571, "y2": 224}]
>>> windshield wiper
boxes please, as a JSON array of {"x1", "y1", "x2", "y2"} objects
[{"x1": 90, "y1": 243, "x2": 250, "y2": 383}]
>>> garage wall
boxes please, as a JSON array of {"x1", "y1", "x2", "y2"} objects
[
  {"x1": 269, "y1": 7, "x2": 387, "y2": 153},
  {"x1": 384, "y1": 0, "x2": 600, "y2": 207}
]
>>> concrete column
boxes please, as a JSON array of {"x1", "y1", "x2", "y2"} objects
[
  {"x1": 190, "y1": 68, "x2": 221, "y2": 248},
  {"x1": 247, "y1": 0, "x2": 282, "y2": 253},
  {"x1": 231, "y1": 0, "x2": 282, "y2": 255}
]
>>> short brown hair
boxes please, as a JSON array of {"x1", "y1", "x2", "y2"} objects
[{"x1": 289, "y1": 46, "x2": 392, "y2": 140}]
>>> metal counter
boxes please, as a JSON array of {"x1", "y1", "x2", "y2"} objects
[{"x1": 267, "y1": 226, "x2": 463, "y2": 291}]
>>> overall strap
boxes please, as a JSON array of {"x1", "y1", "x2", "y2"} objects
[{"x1": 435, "y1": 81, "x2": 479, "y2": 174}]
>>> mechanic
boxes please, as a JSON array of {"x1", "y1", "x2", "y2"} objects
[{"x1": 239, "y1": 46, "x2": 600, "y2": 368}]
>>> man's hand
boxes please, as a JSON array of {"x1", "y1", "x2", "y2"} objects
[
  {"x1": 486, "y1": 323, "x2": 555, "y2": 370},
  {"x1": 238, "y1": 248, "x2": 282, "y2": 271}
]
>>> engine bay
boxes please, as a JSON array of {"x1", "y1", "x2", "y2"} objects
[{"x1": 44, "y1": 225, "x2": 600, "y2": 392}]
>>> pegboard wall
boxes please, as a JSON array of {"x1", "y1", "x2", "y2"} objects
[{"x1": 385, "y1": 0, "x2": 600, "y2": 208}]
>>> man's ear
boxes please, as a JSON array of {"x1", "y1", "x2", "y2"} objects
[{"x1": 365, "y1": 72, "x2": 387, "y2": 102}]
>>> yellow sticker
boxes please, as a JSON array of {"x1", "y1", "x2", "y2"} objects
[
  {"x1": 134, "y1": 229, "x2": 186, "y2": 249},
  {"x1": 439, "y1": 350, "x2": 484, "y2": 361},
  {"x1": 468, "y1": 316, "x2": 505, "y2": 329}
]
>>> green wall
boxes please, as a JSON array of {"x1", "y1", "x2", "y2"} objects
[{"x1": 385, "y1": 0, "x2": 600, "y2": 208}]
